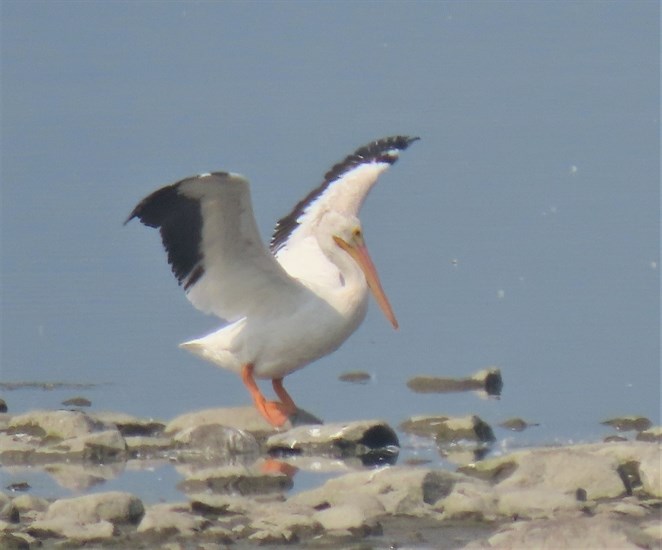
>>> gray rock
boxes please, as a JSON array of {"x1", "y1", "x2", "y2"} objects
[
  {"x1": 636, "y1": 425, "x2": 662, "y2": 442},
  {"x1": 124, "y1": 435, "x2": 174, "y2": 457},
  {"x1": 177, "y1": 464, "x2": 293, "y2": 496},
  {"x1": 266, "y1": 419, "x2": 399, "y2": 463},
  {"x1": 400, "y1": 414, "x2": 495, "y2": 443},
  {"x1": 407, "y1": 367, "x2": 502, "y2": 397},
  {"x1": 45, "y1": 491, "x2": 144, "y2": 525},
  {"x1": 460, "y1": 444, "x2": 639, "y2": 500},
  {"x1": 313, "y1": 503, "x2": 374, "y2": 533},
  {"x1": 247, "y1": 504, "x2": 320, "y2": 544},
  {"x1": 54, "y1": 428, "x2": 127, "y2": 461},
  {"x1": 173, "y1": 423, "x2": 260, "y2": 459},
  {"x1": 166, "y1": 407, "x2": 278, "y2": 437},
  {"x1": 28, "y1": 517, "x2": 115, "y2": 542},
  {"x1": 137, "y1": 503, "x2": 209, "y2": 536},
  {"x1": 0, "y1": 492, "x2": 19, "y2": 523},
  {"x1": 11, "y1": 494, "x2": 49, "y2": 514},
  {"x1": 92, "y1": 411, "x2": 165, "y2": 437},
  {"x1": 8, "y1": 410, "x2": 103, "y2": 439},
  {"x1": 0, "y1": 399, "x2": 7, "y2": 413},
  {"x1": 472, "y1": 515, "x2": 656, "y2": 549},
  {"x1": 291, "y1": 466, "x2": 463, "y2": 518}
]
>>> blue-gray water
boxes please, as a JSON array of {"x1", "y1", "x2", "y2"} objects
[{"x1": 1, "y1": 1, "x2": 659, "y2": 502}]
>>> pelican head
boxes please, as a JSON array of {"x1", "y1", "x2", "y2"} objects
[{"x1": 316, "y1": 212, "x2": 398, "y2": 330}]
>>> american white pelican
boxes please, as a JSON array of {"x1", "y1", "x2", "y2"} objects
[{"x1": 126, "y1": 136, "x2": 419, "y2": 427}]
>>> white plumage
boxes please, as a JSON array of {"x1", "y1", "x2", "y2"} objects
[{"x1": 127, "y1": 136, "x2": 418, "y2": 426}]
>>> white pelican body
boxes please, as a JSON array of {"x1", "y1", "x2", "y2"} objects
[{"x1": 127, "y1": 136, "x2": 418, "y2": 426}]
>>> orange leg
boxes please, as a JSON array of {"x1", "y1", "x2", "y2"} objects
[
  {"x1": 241, "y1": 364, "x2": 290, "y2": 427},
  {"x1": 272, "y1": 377, "x2": 297, "y2": 414}
]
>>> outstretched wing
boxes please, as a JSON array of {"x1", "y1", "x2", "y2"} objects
[
  {"x1": 126, "y1": 172, "x2": 305, "y2": 322},
  {"x1": 270, "y1": 135, "x2": 420, "y2": 257}
]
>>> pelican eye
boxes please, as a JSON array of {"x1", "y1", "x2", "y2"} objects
[{"x1": 352, "y1": 228, "x2": 362, "y2": 238}]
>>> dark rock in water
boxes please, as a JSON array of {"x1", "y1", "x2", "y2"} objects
[
  {"x1": 266, "y1": 420, "x2": 400, "y2": 465},
  {"x1": 498, "y1": 418, "x2": 539, "y2": 432},
  {"x1": 406, "y1": 367, "x2": 502, "y2": 397},
  {"x1": 62, "y1": 396, "x2": 92, "y2": 408},
  {"x1": 338, "y1": 371, "x2": 372, "y2": 384},
  {"x1": 601, "y1": 416, "x2": 652, "y2": 432},
  {"x1": 0, "y1": 399, "x2": 7, "y2": 413},
  {"x1": 399, "y1": 414, "x2": 495, "y2": 444},
  {"x1": 5, "y1": 482, "x2": 30, "y2": 493}
]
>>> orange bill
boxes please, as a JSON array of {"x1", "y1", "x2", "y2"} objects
[{"x1": 334, "y1": 235, "x2": 399, "y2": 329}]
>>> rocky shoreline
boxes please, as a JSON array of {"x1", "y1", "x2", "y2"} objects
[{"x1": 0, "y1": 406, "x2": 660, "y2": 548}]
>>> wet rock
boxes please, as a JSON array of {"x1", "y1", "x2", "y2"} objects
[
  {"x1": 0, "y1": 399, "x2": 7, "y2": 413},
  {"x1": 125, "y1": 435, "x2": 174, "y2": 456},
  {"x1": 0, "y1": 492, "x2": 19, "y2": 523},
  {"x1": 602, "y1": 415, "x2": 652, "y2": 432},
  {"x1": 400, "y1": 414, "x2": 495, "y2": 443},
  {"x1": 267, "y1": 420, "x2": 399, "y2": 464},
  {"x1": 314, "y1": 503, "x2": 378, "y2": 535},
  {"x1": 498, "y1": 417, "x2": 539, "y2": 432},
  {"x1": 92, "y1": 411, "x2": 165, "y2": 437},
  {"x1": 0, "y1": 532, "x2": 29, "y2": 550},
  {"x1": 137, "y1": 503, "x2": 209, "y2": 536},
  {"x1": 407, "y1": 367, "x2": 502, "y2": 397},
  {"x1": 0, "y1": 433, "x2": 39, "y2": 463},
  {"x1": 247, "y1": 505, "x2": 320, "y2": 544},
  {"x1": 177, "y1": 464, "x2": 293, "y2": 496},
  {"x1": 471, "y1": 515, "x2": 655, "y2": 549},
  {"x1": 430, "y1": 477, "x2": 496, "y2": 520},
  {"x1": 591, "y1": 441, "x2": 662, "y2": 498},
  {"x1": 11, "y1": 494, "x2": 49, "y2": 514},
  {"x1": 62, "y1": 396, "x2": 92, "y2": 408},
  {"x1": 173, "y1": 423, "x2": 259, "y2": 459},
  {"x1": 166, "y1": 407, "x2": 278, "y2": 437},
  {"x1": 53, "y1": 428, "x2": 128, "y2": 461},
  {"x1": 338, "y1": 371, "x2": 372, "y2": 384},
  {"x1": 28, "y1": 517, "x2": 115, "y2": 542},
  {"x1": 495, "y1": 488, "x2": 585, "y2": 519},
  {"x1": 291, "y1": 466, "x2": 463, "y2": 518},
  {"x1": 460, "y1": 444, "x2": 641, "y2": 500},
  {"x1": 636, "y1": 425, "x2": 662, "y2": 442},
  {"x1": 8, "y1": 410, "x2": 102, "y2": 439},
  {"x1": 5, "y1": 482, "x2": 29, "y2": 493},
  {"x1": 45, "y1": 491, "x2": 144, "y2": 525}
]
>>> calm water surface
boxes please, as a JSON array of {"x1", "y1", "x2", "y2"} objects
[{"x1": 1, "y1": 2, "x2": 658, "y2": 502}]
